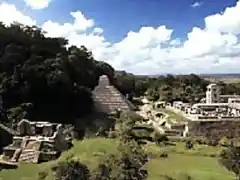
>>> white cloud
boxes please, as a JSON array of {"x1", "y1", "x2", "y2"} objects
[
  {"x1": 191, "y1": 1, "x2": 203, "y2": 8},
  {"x1": 41, "y1": 11, "x2": 106, "y2": 52},
  {"x1": 205, "y1": 1, "x2": 240, "y2": 34},
  {"x1": 24, "y1": 0, "x2": 52, "y2": 10},
  {"x1": 41, "y1": 11, "x2": 95, "y2": 38},
  {"x1": 0, "y1": 3, "x2": 36, "y2": 26},
  {"x1": 93, "y1": 27, "x2": 104, "y2": 35},
  {"x1": 1, "y1": 1, "x2": 240, "y2": 75}
]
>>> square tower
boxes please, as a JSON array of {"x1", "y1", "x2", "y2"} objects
[{"x1": 206, "y1": 83, "x2": 220, "y2": 104}]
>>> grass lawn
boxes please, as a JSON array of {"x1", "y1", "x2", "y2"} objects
[
  {"x1": 148, "y1": 154, "x2": 233, "y2": 180},
  {"x1": 0, "y1": 138, "x2": 234, "y2": 180},
  {"x1": 146, "y1": 142, "x2": 233, "y2": 180},
  {"x1": 0, "y1": 138, "x2": 118, "y2": 180},
  {"x1": 146, "y1": 141, "x2": 222, "y2": 157}
]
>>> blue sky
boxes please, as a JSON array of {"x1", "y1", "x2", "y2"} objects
[
  {"x1": 0, "y1": 0, "x2": 240, "y2": 74},
  {"x1": 8, "y1": 0, "x2": 237, "y2": 42}
]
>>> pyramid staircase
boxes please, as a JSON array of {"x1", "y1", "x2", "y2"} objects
[
  {"x1": 18, "y1": 150, "x2": 40, "y2": 163},
  {"x1": 10, "y1": 148, "x2": 22, "y2": 162},
  {"x1": 17, "y1": 140, "x2": 41, "y2": 163},
  {"x1": 10, "y1": 138, "x2": 42, "y2": 163}
]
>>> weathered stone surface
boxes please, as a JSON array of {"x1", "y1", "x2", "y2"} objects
[
  {"x1": 188, "y1": 120, "x2": 240, "y2": 140},
  {"x1": 1, "y1": 120, "x2": 71, "y2": 164},
  {"x1": 92, "y1": 75, "x2": 136, "y2": 114}
]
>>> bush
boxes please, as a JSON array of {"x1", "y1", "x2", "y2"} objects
[
  {"x1": 185, "y1": 140, "x2": 194, "y2": 150},
  {"x1": 206, "y1": 139, "x2": 219, "y2": 146},
  {"x1": 153, "y1": 132, "x2": 169, "y2": 144},
  {"x1": 194, "y1": 137, "x2": 207, "y2": 145},
  {"x1": 219, "y1": 136, "x2": 229, "y2": 146},
  {"x1": 51, "y1": 158, "x2": 90, "y2": 180},
  {"x1": 219, "y1": 147, "x2": 240, "y2": 180},
  {"x1": 37, "y1": 170, "x2": 48, "y2": 180},
  {"x1": 108, "y1": 130, "x2": 117, "y2": 139},
  {"x1": 94, "y1": 140, "x2": 148, "y2": 180},
  {"x1": 159, "y1": 152, "x2": 168, "y2": 158}
]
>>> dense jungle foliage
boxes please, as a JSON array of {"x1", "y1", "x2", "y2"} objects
[
  {"x1": 0, "y1": 22, "x2": 240, "y2": 126},
  {"x1": 0, "y1": 22, "x2": 117, "y2": 125}
]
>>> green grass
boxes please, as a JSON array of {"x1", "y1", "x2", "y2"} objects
[
  {"x1": 0, "y1": 138, "x2": 118, "y2": 180},
  {"x1": 146, "y1": 142, "x2": 221, "y2": 157},
  {"x1": 0, "y1": 138, "x2": 235, "y2": 180},
  {"x1": 148, "y1": 154, "x2": 233, "y2": 180},
  {"x1": 146, "y1": 142, "x2": 233, "y2": 180}
]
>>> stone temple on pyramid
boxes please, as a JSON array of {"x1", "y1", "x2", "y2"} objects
[
  {"x1": 72, "y1": 75, "x2": 136, "y2": 137},
  {"x1": 92, "y1": 75, "x2": 136, "y2": 115}
]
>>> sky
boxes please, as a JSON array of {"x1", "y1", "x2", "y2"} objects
[{"x1": 0, "y1": 0, "x2": 240, "y2": 75}]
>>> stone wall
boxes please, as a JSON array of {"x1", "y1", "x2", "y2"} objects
[{"x1": 188, "y1": 120, "x2": 240, "y2": 141}]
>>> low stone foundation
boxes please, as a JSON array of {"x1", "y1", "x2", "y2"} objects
[{"x1": 188, "y1": 120, "x2": 240, "y2": 141}]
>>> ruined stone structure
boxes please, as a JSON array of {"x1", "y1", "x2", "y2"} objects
[
  {"x1": 92, "y1": 75, "x2": 136, "y2": 115},
  {"x1": 188, "y1": 120, "x2": 240, "y2": 141},
  {"x1": 1, "y1": 119, "x2": 70, "y2": 164},
  {"x1": 206, "y1": 83, "x2": 220, "y2": 104},
  {"x1": 75, "y1": 75, "x2": 136, "y2": 137},
  {"x1": 168, "y1": 83, "x2": 240, "y2": 139}
]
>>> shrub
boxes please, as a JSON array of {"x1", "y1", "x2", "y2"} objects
[
  {"x1": 219, "y1": 147, "x2": 240, "y2": 180},
  {"x1": 37, "y1": 170, "x2": 48, "y2": 180},
  {"x1": 51, "y1": 158, "x2": 90, "y2": 180},
  {"x1": 219, "y1": 136, "x2": 229, "y2": 146},
  {"x1": 159, "y1": 152, "x2": 168, "y2": 158},
  {"x1": 206, "y1": 139, "x2": 219, "y2": 146},
  {"x1": 94, "y1": 140, "x2": 148, "y2": 180},
  {"x1": 185, "y1": 140, "x2": 194, "y2": 150},
  {"x1": 194, "y1": 137, "x2": 207, "y2": 145},
  {"x1": 108, "y1": 130, "x2": 117, "y2": 139},
  {"x1": 153, "y1": 132, "x2": 169, "y2": 144}
]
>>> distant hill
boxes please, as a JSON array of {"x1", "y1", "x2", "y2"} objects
[
  {"x1": 199, "y1": 74, "x2": 240, "y2": 78},
  {"x1": 199, "y1": 74, "x2": 240, "y2": 84},
  {"x1": 138, "y1": 74, "x2": 240, "y2": 83},
  {"x1": 139, "y1": 74, "x2": 240, "y2": 78}
]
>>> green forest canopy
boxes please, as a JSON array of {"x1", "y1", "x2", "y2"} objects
[{"x1": 0, "y1": 22, "x2": 240, "y2": 125}]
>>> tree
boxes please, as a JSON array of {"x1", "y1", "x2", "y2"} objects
[
  {"x1": 146, "y1": 88, "x2": 159, "y2": 101},
  {"x1": 94, "y1": 140, "x2": 148, "y2": 180},
  {"x1": 152, "y1": 132, "x2": 169, "y2": 145},
  {"x1": 219, "y1": 147, "x2": 240, "y2": 180},
  {"x1": 51, "y1": 158, "x2": 90, "y2": 180},
  {"x1": 117, "y1": 111, "x2": 144, "y2": 143},
  {"x1": 185, "y1": 140, "x2": 194, "y2": 150},
  {"x1": 0, "y1": 22, "x2": 115, "y2": 126}
]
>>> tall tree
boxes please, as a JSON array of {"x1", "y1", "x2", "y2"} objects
[{"x1": 219, "y1": 147, "x2": 240, "y2": 180}]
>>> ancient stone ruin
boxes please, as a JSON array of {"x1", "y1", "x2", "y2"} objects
[
  {"x1": 0, "y1": 119, "x2": 70, "y2": 166},
  {"x1": 168, "y1": 83, "x2": 240, "y2": 139},
  {"x1": 92, "y1": 75, "x2": 136, "y2": 115},
  {"x1": 77, "y1": 75, "x2": 136, "y2": 137}
]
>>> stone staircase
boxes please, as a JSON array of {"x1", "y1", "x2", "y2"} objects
[
  {"x1": 162, "y1": 126, "x2": 183, "y2": 136},
  {"x1": 10, "y1": 148, "x2": 22, "y2": 162},
  {"x1": 18, "y1": 150, "x2": 40, "y2": 163}
]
